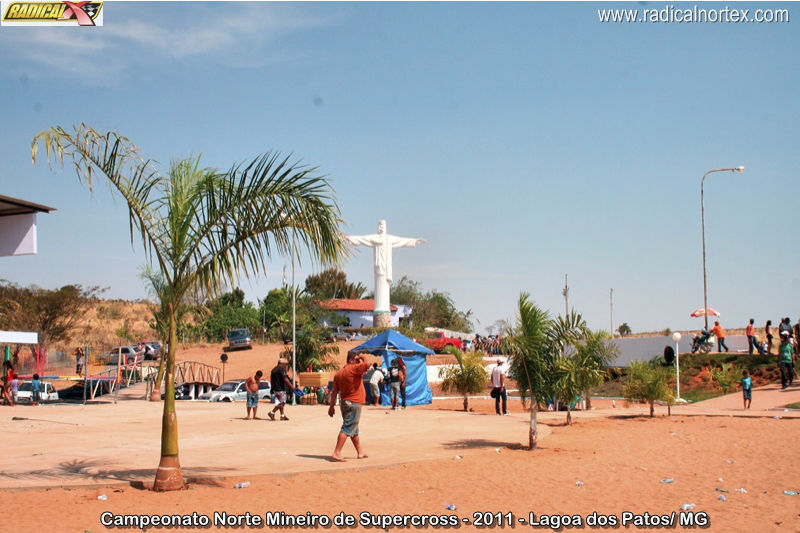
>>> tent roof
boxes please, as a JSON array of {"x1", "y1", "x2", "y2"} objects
[{"x1": 351, "y1": 329, "x2": 434, "y2": 356}]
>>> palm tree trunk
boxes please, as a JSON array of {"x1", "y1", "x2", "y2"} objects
[
  {"x1": 529, "y1": 401, "x2": 538, "y2": 450},
  {"x1": 584, "y1": 391, "x2": 592, "y2": 410},
  {"x1": 153, "y1": 303, "x2": 184, "y2": 491},
  {"x1": 463, "y1": 395, "x2": 468, "y2": 412},
  {"x1": 566, "y1": 404, "x2": 572, "y2": 425},
  {"x1": 149, "y1": 349, "x2": 167, "y2": 401},
  {"x1": 649, "y1": 401, "x2": 655, "y2": 418}
]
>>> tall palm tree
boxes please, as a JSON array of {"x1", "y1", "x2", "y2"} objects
[
  {"x1": 503, "y1": 293, "x2": 555, "y2": 450},
  {"x1": 32, "y1": 124, "x2": 345, "y2": 491}
]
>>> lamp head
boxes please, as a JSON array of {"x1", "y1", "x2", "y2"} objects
[
  {"x1": 672, "y1": 332, "x2": 682, "y2": 342},
  {"x1": 734, "y1": 166, "x2": 745, "y2": 173}
]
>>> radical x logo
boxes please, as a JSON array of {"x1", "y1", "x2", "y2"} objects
[{"x1": 1, "y1": 1, "x2": 103, "y2": 26}]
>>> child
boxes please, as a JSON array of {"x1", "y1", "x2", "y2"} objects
[
  {"x1": 31, "y1": 373, "x2": 42, "y2": 406},
  {"x1": 740, "y1": 369, "x2": 752, "y2": 409},
  {"x1": 10, "y1": 374, "x2": 19, "y2": 406}
]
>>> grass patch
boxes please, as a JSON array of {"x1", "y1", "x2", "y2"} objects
[
  {"x1": 680, "y1": 389, "x2": 726, "y2": 403},
  {"x1": 785, "y1": 403, "x2": 800, "y2": 410}
]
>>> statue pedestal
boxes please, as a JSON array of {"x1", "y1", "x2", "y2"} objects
[{"x1": 373, "y1": 313, "x2": 392, "y2": 328}]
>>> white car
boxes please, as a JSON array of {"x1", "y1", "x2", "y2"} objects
[
  {"x1": 198, "y1": 380, "x2": 271, "y2": 402},
  {"x1": 17, "y1": 381, "x2": 59, "y2": 403}
]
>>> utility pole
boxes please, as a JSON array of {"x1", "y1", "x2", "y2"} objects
[
  {"x1": 610, "y1": 288, "x2": 614, "y2": 336},
  {"x1": 561, "y1": 274, "x2": 569, "y2": 315}
]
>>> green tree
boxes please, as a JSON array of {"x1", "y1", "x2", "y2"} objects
[
  {"x1": 203, "y1": 289, "x2": 260, "y2": 341},
  {"x1": 390, "y1": 276, "x2": 473, "y2": 332},
  {"x1": 304, "y1": 268, "x2": 366, "y2": 300},
  {"x1": 33, "y1": 124, "x2": 345, "y2": 491},
  {"x1": 622, "y1": 360, "x2": 674, "y2": 417},
  {"x1": 0, "y1": 280, "x2": 103, "y2": 350},
  {"x1": 438, "y1": 346, "x2": 488, "y2": 411},
  {"x1": 617, "y1": 323, "x2": 632, "y2": 337},
  {"x1": 281, "y1": 322, "x2": 340, "y2": 372},
  {"x1": 710, "y1": 363, "x2": 740, "y2": 394}
]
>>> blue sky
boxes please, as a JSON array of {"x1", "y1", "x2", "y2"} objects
[{"x1": 1, "y1": 2, "x2": 798, "y2": 335}]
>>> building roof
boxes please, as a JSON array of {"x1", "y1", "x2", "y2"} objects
[
  {"x1": 317, "y1": 299, "x2": 397, "y2": 312},
  {"x1": 0, "y1": 195, "x2": 56, "y2": 217}
]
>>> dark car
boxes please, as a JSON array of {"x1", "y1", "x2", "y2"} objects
[{"x1": 226, "y1": 328, "x2": 252, "y2": 351}]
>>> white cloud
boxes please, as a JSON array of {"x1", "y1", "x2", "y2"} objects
[{"x1": 0, "y1": 3, "x2": 343, "y2": 85}]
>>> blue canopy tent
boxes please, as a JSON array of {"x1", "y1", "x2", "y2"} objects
[{"x1": 350, "y1": 329, "x2": 434, "y2": 406}]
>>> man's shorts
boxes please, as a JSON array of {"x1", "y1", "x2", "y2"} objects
[
  {"x1": 340, "y1": 400, "x2": 362, "y2": 437},
  {"x1": 743, "y1": 389, "x2": 752, "y2": 401},
  {"x1": 272, "y1": 391, "x2": 287, "y2": 406},
  {"x1": 390, "y1": 382, "x2": 401, "y2": 401},
  {"x1": 246, "y1": 392, "x2": 258, "y2": 408}
]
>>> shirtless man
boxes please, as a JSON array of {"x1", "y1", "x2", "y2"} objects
[{"x1": 245, "y1": 370, "x2": 263, "y2": 419}]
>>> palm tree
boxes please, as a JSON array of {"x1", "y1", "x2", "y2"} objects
[
  {"x1": 576, "y1": 330, "x2": 619, "y2": 410},
  {"x1": 32, "y1": 124, "x2": 345, "y2": 491},
  {"x1": 503, "y1": 293, "x2": 556, "y2": 450},
  {"x1": 622, "y1": 360, "x2": 674, "y2": 417},
  {"x1": 438, "y1": 346, "x2": 488, "y2": 411}
]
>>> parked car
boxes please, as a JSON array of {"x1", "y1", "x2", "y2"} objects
[
  {"x1": 103, "y1": 346, "x2": 139, "y2": 365},
  {"x1": 327, "y1": 327, "x2": 352, "y2": 342},
  {"x1": 225, "y1": 328, "x2": 252, "y2": 351},
  {"x1": 17, "y1": 381, "x2": 59, "y2": 403},
  {"x1": 197, "y1": 380, "x2": 270, "y2": 402},
  {"x1": 143, "y1": 341, "x2": 162, "y2": 360}
]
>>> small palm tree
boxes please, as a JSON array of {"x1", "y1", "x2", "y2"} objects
[
  {"x1": 576, "y1": 329, "x2": 619, "y2": 409},
  {"x1": 33, "y1": 124, "x2": 345, "y2": 491},
  {"x1": 438, "y1": 346, "x2": 488, "y2": 411},
  {"x1": 617, "y1": 323, "x2": 632, "y2": 337},
  {"x1": 623, "y1": 360, "x2": 674, "y2": 417},
  {"x1": 282, "y1": 324, "x2": 340, "y2": 372}
]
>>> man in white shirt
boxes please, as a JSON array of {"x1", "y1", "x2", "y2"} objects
[{"x1": 491, "y1": 359, "x2": 508, "y2": 415}]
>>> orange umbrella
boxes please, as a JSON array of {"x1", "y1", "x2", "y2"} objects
[{"x1": 689, "y1": 307, "x2": 720, "y2": 318}]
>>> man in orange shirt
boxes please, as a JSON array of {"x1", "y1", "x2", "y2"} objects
[
  {"x1": 712, "y1": 321, "x2": 729, "y2": 352},
  {"x1": 328, "y1": 352, "x2": 372, "y2": 462}
]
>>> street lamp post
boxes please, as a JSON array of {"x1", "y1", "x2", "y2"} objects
[
  {"x1": 701, "y1": 166, "x2": 745, "y2": 331},
  {"x1": 291, "y1": 228, "x2": 297, "y2": 405},
  {"x1": 672, "y1": 331, "x2": 682, "y2": 402}
]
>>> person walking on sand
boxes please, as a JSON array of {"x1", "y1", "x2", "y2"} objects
[
  {"x1": 765, "y1": 320, "x2": 774, "y2": 354},
  {"x1": 740, "y1": 369, "x2": 752, "y2": 409},
  {"x1": 328, "y1": 352, "x2": 371, "y2": 461},
  {"x1": 2, "y1": 361, "x2": 16, "y2": 406},
  {"x1": 712, "y1": 321, "x2": 729, "y2": 353},
  {"x1": 491, "y1": 359, "x2": 508, "y2": 415},
  {"x1": 268, "y1": 358, "x2": 294, "y2": 421},
  {"x1": 245, "y1": 370, "x2": 263, "y2": 419},
  {"x1": 779, "y1": 331, "x2": 795, "y2": 389}
]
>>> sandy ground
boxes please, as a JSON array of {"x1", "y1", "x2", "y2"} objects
[{"x1": 2, "y1": 343, "x2": 799, "y2": 532}]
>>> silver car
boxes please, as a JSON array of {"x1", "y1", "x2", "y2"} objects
[{"x1": 198, "y1": 380, "x2": 271, "y2": 402}]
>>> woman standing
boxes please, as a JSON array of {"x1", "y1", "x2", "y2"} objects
[
  {"x1": 765, "y1": 320, "x2": 773, "y2": 354},
  {"x1": 2, "y1": 361, "x2": 16, "y2": 406}
]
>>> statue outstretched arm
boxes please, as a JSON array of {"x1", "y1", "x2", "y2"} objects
[
  {"x1": 346, "y1": 234, "x2": 381, "y2": 247},
  {"x1": 390, "y1": 237, "x2": 425, "y2": 248}
]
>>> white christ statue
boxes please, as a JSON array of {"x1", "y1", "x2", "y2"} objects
[{"x1": 346, "y1": 220, "x2": 425, "y2": 328}]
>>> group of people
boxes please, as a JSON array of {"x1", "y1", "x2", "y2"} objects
[
  {"x1": 243, "y1": 357, "x2": 296, "y2": 421},
  {"x1": 0, "y1": 361, "x2": 44, "y2": 406},
  {"x1": 474, "y1": 334, "x2": 502, "y2": 355},
  {"x1": 361, "y1": 358, "x2": 407, "y2": 410},
  {"x1": 746, "y1": 317, "x2": 800, "y2": 356}
]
